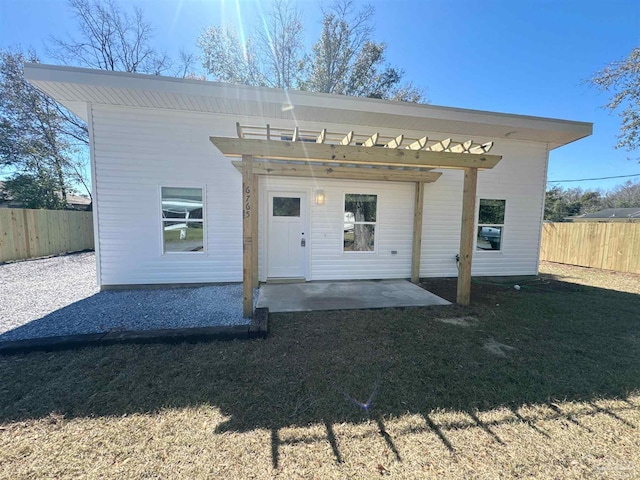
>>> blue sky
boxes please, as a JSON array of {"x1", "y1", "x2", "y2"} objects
[{"x1": 1, "y1": 0, "x2": 639, "y2": 190}]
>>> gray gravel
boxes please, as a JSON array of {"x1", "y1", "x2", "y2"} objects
[{"x1": 0, "y1": 252, "x2": 251, "y2": 342}]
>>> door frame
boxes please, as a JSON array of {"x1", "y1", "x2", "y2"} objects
[{"x1": 264, "y1": 188, "x2": 311, "y2": 281}]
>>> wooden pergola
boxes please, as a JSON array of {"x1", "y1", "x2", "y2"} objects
[{"x1": 210, "y1": 124, "x2": 502, "y2": 317}]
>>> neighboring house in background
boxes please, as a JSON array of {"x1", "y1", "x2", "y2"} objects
[
  {"x1": 24, "y1": 63, "x2": 592, "y2": 291},
  {"x1": 64, "y1": 193, "x2": 92, "y2": 211},
  {"x1": 0, "y1": 181, "x2": 92, "y2": 211},
  {"x1": 568, "y1": 208, "x2": 640, "y2": 222}
]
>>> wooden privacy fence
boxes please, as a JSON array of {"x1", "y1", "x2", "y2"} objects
[
  {"x1": 0, "y1": 208, "x2": 94, "y2": 262},
  {"x1": 540, "y1": 222, "x2": 640, "y2": 274}
]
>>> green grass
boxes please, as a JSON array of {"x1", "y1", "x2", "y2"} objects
[
  {"x1": 163, "y1": 226, "x2": 203, "y2": 243},
  {"x1": 0, "y1": 265, "x2": 639, "y2": 478}
]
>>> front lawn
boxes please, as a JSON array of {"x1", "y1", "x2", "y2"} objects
[{"x1": 0, "y1": 263, "x2": 638, "y2": 479}]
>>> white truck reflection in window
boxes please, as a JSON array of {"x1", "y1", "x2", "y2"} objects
[
  {"x1": 344, "y1": 212, "x2": 355, "y2": 232},
  {"x1": 477, "y1": 226, "x2": 502, "y2": 250}
]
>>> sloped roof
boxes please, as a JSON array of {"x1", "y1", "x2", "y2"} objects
[
  {"x1": 578, "y1": 208, "x2": 640, "y2": 219},
  {"x1": 24, "y1": 63, "x2": 592, "y2": 150}
]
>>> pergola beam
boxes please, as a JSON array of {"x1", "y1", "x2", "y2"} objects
[
  {"x1": 211, "y1": 137, "x2": 502, "y2": 170},
  {"x1": 231, "y1": 160, "x2": 442, "y2": 183}
]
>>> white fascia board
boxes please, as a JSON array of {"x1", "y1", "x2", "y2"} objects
[{"x1": 24, "y1": 63, "x2": 593, "y2": 147}]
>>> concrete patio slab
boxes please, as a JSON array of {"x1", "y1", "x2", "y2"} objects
[{"x1": 256, "y1": 279, "x2": 451, "y2": 313}]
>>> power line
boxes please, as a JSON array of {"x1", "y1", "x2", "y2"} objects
[{"x1": 547, "y1": 173, "x2": 640, "y2": 183}]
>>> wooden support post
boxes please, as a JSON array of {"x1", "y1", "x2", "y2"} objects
[
  {"x1": 242, "y1": 154, "x2": 255, "y2": 317},
  {"x1": 411, "y1": 182, "x2": 425, "y2": 284},
  {"x1": 457, "y1": 167, "x2": 478, "y2": 305},
  {"x1": 252, "y1": 174, "x2": 259, "y2": 288}
]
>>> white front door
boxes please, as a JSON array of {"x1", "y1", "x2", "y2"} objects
[{"x1": 267, "y1": 192, "x2": 307, "y2": 278}]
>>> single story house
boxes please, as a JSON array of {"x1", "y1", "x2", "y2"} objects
[
  {"x1": 0, "y1": 180, "x2": 91, "y2": 210},
  {"x1": 568, "y1": 208, "x2": 640, "y2": 222},
  {"x1": 24, "y1": 64, "x2": 592, "y2": 309}
]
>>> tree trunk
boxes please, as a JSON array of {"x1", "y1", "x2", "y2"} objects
[{"x1": 354, "y1": 202, "x2": 372, "y2": 251}]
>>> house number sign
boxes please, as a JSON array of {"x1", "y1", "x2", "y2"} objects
[{"x1": 243, "y1": 185, "x2": 251, "y2": 219}]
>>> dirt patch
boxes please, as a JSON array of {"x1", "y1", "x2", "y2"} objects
[
  {"x1": 420, "y1": 277, "x2": 505, "y2": 305},
  {"x1": 483, "y1": 338, "x2": 516, "y2": 358},
  {"x1": 421, "y1": 275, "x2": 588, "y2": 306},
  {"x1": 436, "y1": 316, "x2": 479, "y2": 327},
  {"x1": 539, "y1": 261, "x2": 640, "y2": 295}
]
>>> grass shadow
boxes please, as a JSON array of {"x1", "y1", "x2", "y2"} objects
[{"x1": 1, "y1": 277, "x2": 638, "y2": 458}]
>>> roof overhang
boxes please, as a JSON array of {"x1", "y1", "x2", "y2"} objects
[{"x1": 24, "y1": 63, "x2": 593, "y2": 149}]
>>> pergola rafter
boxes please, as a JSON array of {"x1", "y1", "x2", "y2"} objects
[
  {"x1": 210, "y1": 123, "x2": 503, "y2": 316},
  {"x1": 233, "y1": 123, "x2": 495, "y2": 157},
  {"x1": 210, "y1": 137, "x2": 500, "y2": 170}
]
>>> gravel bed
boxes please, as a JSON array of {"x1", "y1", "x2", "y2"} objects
[{"x1": 0, "y1": 252, "x2": 251, "y2": 342}]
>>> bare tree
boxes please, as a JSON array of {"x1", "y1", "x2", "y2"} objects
[
  {"x1": 3, "y1": 0, "x2": 202, "y2": 208},
  {"x1": 590, "y1": 47, "x2": 640, "y2": 154},
  {"x1": 609, "y1": 180, "x2": 640, "y2": 207},
  {"x1": 254, "y1": 0, "x2": 304, "y2": 88},
  {"x1": 0, "y1": 49, "x2": 91, "y2": 204},
  {"x1": 174, "y1": 49, "x2": 199, "y2": 79},
  {"x1": 49, "y1": 0, "x2": 170, "y2": 74}
]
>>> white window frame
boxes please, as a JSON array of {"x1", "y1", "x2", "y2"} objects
[
  {"x1": 476, "y1": 198, "x2": 506, "y2": 252},
  {"x1": 343, "y1": 192, "x2": 378, "y2": 254},
  {"x1": 160, "y1": 185, "x2": 206, "y2": 255}
]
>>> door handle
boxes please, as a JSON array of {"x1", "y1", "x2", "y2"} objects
[{"x1": 300, "y1": 238, "x2": 306, "y2": 247}]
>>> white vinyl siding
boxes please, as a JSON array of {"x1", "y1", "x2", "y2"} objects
[
  {"x1": 90, "y1": 104, "x2": 242, "y2": 286},
  {"x1": 90, "y1": 102, "x2": 549, "y2": 286},
  {"x1": 420, "y1": 141, "x2": 548, "y2": 277},
  {"x1": 258, "y1": 177, "x2": 414, "y2": 281}
]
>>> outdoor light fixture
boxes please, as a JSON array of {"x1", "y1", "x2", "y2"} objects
[{"x1": 315, "y1": 189, "x2": 325, "y2": 205}]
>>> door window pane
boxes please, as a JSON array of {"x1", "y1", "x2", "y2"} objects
[{"x1": 273, "y1": 197, "x2": 300, "y2": 217}]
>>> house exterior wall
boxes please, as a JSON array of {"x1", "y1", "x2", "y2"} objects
[
  {"x1": 90, "y1": 103, "x2": 549, "y2": 286},
  {"x1": 258, "y1": 177, "x2": 415, "y2": 281},
  {"x1": 421, "y1": 141, "x2": 549, "y2": 277},
  {"x1": 90, "y1": 104, "x2": 243, "y2": 286}
]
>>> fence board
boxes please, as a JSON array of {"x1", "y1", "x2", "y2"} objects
[
  {"x1": 541, "y1": 222, "x2": 640, "y2": 274},
  {"x1": 0, "y1": 208, "x2": 94, "y2": 262}
]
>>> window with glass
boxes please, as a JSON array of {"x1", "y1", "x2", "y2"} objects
[
  {"x1": 476, "y1": 199, "x2": 505, "y2": 251},
  {"x1": 272, "y1": 197, "x2": 301, "y2": 217},
  {"x1": 161, "y1": 187, "x2": 204, "y2": 253},
  {"x1": 344, "y1": 194, "x2": 377, "y2": 252}
]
